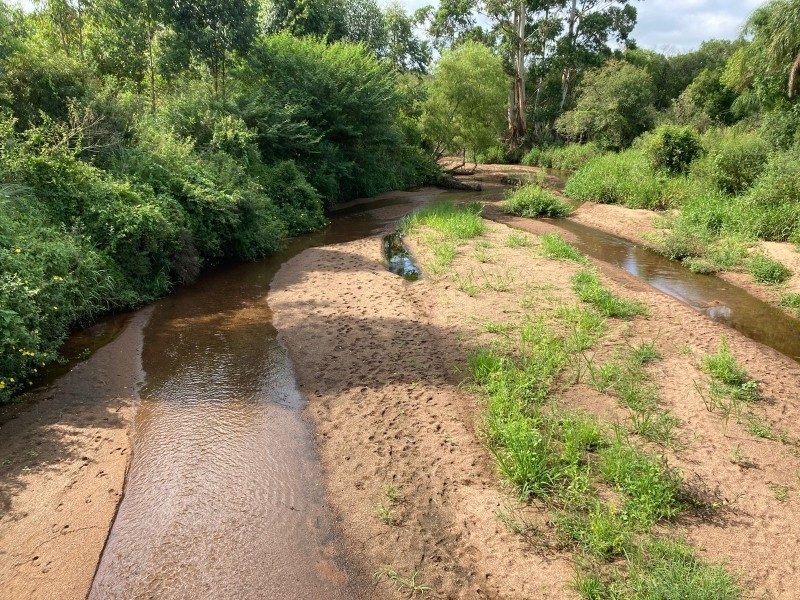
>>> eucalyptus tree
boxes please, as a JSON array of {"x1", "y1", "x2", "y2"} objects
[
  {"x1": 420, "y1": 0, "x2": 639, "y2": 147},
  {"x1": 342, "y1": 0, "x2": 387, "y2": 53},
  {"x1": 420, "y1": 41, "x2": 508, "y2": 164},
  {"x1": 383, "y1": 3, "x2": 431, "y2": 73},
  {"x1": 555, "y1": 0, "x2": 638, "y2": 112},
  {"x1": 741, "y1": 0, "x2": 800, "y2": 100},
  {"x1": 168, "y1": 0, "x2": 259, "y2": 100}
]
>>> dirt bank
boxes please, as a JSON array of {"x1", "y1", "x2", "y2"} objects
[
  {"x1": 0, "y1": 310, "x2": 147, "y2": 600},
  {"x1": 570, "y1": 201, "x2": 800, "y2": 315},
  {"x1": 272, "y1": 210, "x2": 800, "y2": 598}
]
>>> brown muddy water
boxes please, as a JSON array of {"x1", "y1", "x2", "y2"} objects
[
  {"x1": 551, "y1": 217, "x2": 800, "y2": 361},
  {"x1": 87, "y1": 188, "x2": 446, "y2": 600}
]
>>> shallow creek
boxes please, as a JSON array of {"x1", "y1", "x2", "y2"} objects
[
  {"x1": 13, "y1": 183, "x2": 800, "y2": 599},
  {"x1": 87, "y1": 189, "x2": 444, "y2": 599}
]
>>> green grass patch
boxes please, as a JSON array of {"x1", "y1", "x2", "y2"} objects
[
  {"x1": 558, "y1": 502, "x2": 632, "y2": 558},
  {"x1": 599, "y1": 436, "x2": 683, "y2": 528},
  {"x1": 571, "y1": 270, "x2": 648, "y2": 319},
  {"x1": 588, "y1": 343, "x2": 679, "y2": 447},
  {"x1": 502, "y1": 185, "x2": 574, "y2": 218},
  {"x1": 577, "y1": 538, "x2": 741, "y2": 600},
  {"x1": 402, "y1": 200, "x2": 485, "y2": 239},
  {"x1": 522, "y1": 143, "x2": 602, "y2": 171},
  {"x1": 746, "y1": 253, "x2": 792, "y2": 284},
  {"x1": 540, "y1": 233, "x2": 587, "y2": 263},
  {"x1": 703, "y1": 337, "x2": 759, "y2": 403},
  {"x1": 506, "y1": 232, "x2": 533, "y2": 248},
  {"x1": 469, "y1": 306, "x2": 737, "y2": 599},
  {"x1": 780, "y1": 292, "x2": 800, "y2": 311},
  {"x1": 453, "y1": 270, "x2": 479, "y2": 296},
  {"x1": 406, "y1": 202, "x2": 487, "y2": 274}
]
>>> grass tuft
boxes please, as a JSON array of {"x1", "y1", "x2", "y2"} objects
[
  {"x1": 780, "y1": 292, "x2": 800, "y2": 311},
  {"x1": 599, "y1": 436, "x2": 683, "y2": 528},
  {"x1": 502, "y1": 185, "x2": 574, "y2": 218},
  {"x1": 747, "y1": 253, "x2": 792, "y2": 284},
  {"x1": 703, "y1": 337, "x2": 759, "y2": 403},
  {"x1": 374, "y1": 567, "x2": 432, "y2": 597},
  {"x1": 540, "y1": 233, "x2": 586, "y2": 263},
  {"x1": 506, "y1": 232, "x2": 533, "y2": 248},
  {"x1": 578, "y1": 538, "x2": 741, "y2": 600},
  {"x1": 571, "y1": 270, "x2": 647, "y2": 319},
  {"x1": 402, "y1": 200, "x2": 485, "y2": 239}
]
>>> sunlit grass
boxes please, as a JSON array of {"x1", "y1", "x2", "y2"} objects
[
  {"x1": 571, "y1": 270, "x2": 647, "y2": 319},
  {"x1": 502, "y1": 184, "x2": 574, "y2": 218}
]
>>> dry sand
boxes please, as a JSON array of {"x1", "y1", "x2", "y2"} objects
[{"x1": 271, "y1": 211, "x2": 800, "y2": 598}]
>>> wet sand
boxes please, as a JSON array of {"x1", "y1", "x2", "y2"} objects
[{"x1": 0, "y1": 309, "x2": 149, "y2": 600}]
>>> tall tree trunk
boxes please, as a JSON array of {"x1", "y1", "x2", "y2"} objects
[
  {"x1": 560, "y1": 0, "x2": 578, "y2": 112},
  {"x1": 508, "y1": 0, "x2": 527, "y2": 149},
  {"x1": 148, "y1": 23, "x2": 156, "y2": 114},
  {"x1": 76, "y1": 0, "x2": 84, "y2": 62},
  {"x1": 789, "y1": 52, "x2": 800, "y2": 98},
  {"x1": 531, "y1": 8, "x2": 550, "y2": 141}
]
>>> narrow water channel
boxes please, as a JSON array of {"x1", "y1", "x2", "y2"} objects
[
  {"x1": 553, "y1": 218, "x2": 800, "y2": 361},
  {"x1": 88, "y1": 188, "x2": 446, "y2": 600}
]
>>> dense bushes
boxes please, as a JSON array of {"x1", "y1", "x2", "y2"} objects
[
  {"x1": 502, "y1": 185, "x2": 573, "y2": 218},
  {"x1": 522, "y1": 143, "x2": 602, "y2": 171},
  {"x1": 707, "y1": 133, "x2": 770, "y2": 194},
  {"x1": 246, "y1": 33, "x2": 436, "y2": 205},
  {"x1": 0, "y1": 33, "x2": 438, "y2": 402},
  {"x1": 563, "y1": 150, "x2": 702, "y2": 210},
  {"x1": 644, "y1": 125, "x2": 702, "y2": 173}
]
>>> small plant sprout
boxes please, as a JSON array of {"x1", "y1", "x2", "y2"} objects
[
  {"x1": 374, "y1": 567, "x2": 432, "y2": 597},
  {"x1": 771, "y1": 484, "x2": 789, "y2": 502},
  {"x1": 506, "y1": 232, "x2": 533, "y2": 248}
]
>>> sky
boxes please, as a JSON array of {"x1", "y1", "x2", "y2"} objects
[
  {"x1": 11, "y1": 0, "x2": 766, "y2": 54},
  {"x1": 385, "y1": 0, "x2": 768, "y2": 53}
]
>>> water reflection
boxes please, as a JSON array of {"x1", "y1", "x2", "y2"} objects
[{"x1": 554, "y1": 218, "x2": 800, "y2": 361}]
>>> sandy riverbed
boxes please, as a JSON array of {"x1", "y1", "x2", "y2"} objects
[{"x1": 271, "y1": 209, "x2": 800, "y2": 598}]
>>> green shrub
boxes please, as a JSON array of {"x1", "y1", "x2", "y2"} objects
[
  {"x1": 746, "y1": 253, "x2": 792, "y2": 284},
  {"x1": 759, "y1": 104, "x2": 800, "y2": 150},
  {"x1": 258, "y1": 160, "x2": 326, "y2": 237},
  {"x1": 478, "y1": 145, "x2": 509, "y2": 164},
  {"x1": 747, "y1": 152, "x2": 800, "y2": 229},
  {"x1": 523, "y1": 143, "x2": 602, "y2": 171},
  {"x1": 708, "y1": 133, "x2": 770, "y2": 194},
  {"x1": 644, "y1": 125, "x2": 702, "y2": 174},
  {"x1": 521, "y1": 147, "x2": 543, "y2": 166},
  {"x1": 502, "y1": 185, "x2": 573, "y2": 218},
  {"x1": 565, "y1": 150, "x2": 670, "y2": 210}
]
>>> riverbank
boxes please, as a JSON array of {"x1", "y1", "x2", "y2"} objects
[
  {"x1": 272, "y1": 205, "x2": 800, "y2": 598},
  {"x1": 452, "y1": 162, "x2": 800, "y2": 319},
  {"x1": 0, "y1": 309, "x2": 148, "y2": 599},
  {"x1": 570, "y1": 201, "x2": 800, "y2": 317}
]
